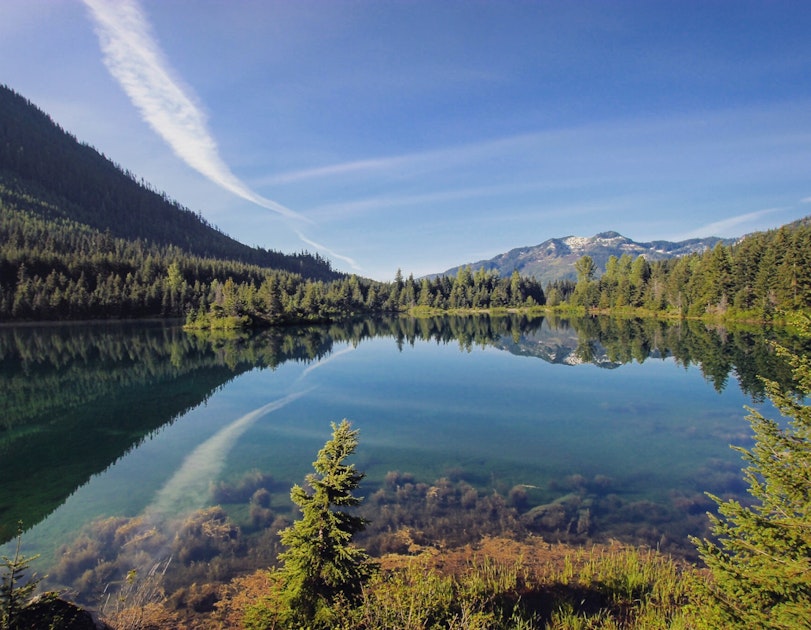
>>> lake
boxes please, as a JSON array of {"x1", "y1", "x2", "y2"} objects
[{"x1": 0, "y1": 315, "x2": 799, "y2": 604}]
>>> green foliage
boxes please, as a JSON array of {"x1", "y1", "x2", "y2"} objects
[
  {"x1": 693, "y1": 314, "x2": 811, "y2": 628},
  {"x1": 348, "y1": 562, "x2": 457, "y2": 629},
  {"x1": 0, "y1": 85, "x2": 338, "y2": 281},
  {"x1": 272, "y1": 420, "x2": 374, "y2": 628},
  {"x1": 575, "y1": 255, "x2": 597, "y2": 283},
  {"x1": 0, "y1": 522, "x2": 41, "y2": 630},
  {"x1": 411, "y1": 266, "x2": 545, "y2": 312},
  {"x1": 563, "y1": 219, "x2": 811, "y2": 319},
  {"x1": 330, "y1": 545, "x2": 702, "y2": 630},
  {"x1": 0, "y1": 85, "x2": 551, "y2": 326},
  {"x1": 0, "y1": 189, "x2": 385, "y2": 324}
]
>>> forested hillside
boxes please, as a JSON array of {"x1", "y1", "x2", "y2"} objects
[
  {"x1": 0, "y1": 185, "x2": 330, "y2": 321},
  {"x1": 0, "y1": 85, "x2": 337, "y2": 280},
  {"x1": 0, "y1": 178, "x2": 547, "y2": 323},
  {"x1": 1, "y1": 83, "x2": 808, "y2": 324},
  {"x1": 0, "y1": 85, "x2": 362, "y2": 323}
]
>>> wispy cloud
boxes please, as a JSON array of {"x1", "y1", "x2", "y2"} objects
[
  {"x1": 82, "y1": 0, "x2": 368, "y2": 269},
  {"x1": 678, "y1": 207, "x2": 785, "y2": 240},
  {"x1": 295, "y1": 231, "x2": 362, "y2": 271},
  {"x1": 263, "y1": 133, "x2": 542, "y2": 187},
  {"x1": 265, "y1": 103, "x2": 811, "y2": 197},
  {"x1": 265, "y1": 157, "x2": 412, "y2": 186},
  {"x1": 82, "y1": 0, "x2": 306, "y2": 223},
  {"x1": 305, "y1": 179, "x2": 605, "y2": 222}
]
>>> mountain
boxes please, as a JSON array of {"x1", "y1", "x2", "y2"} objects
[
  {"x1": 438, "y1": 231, "x2": 734, "y2": 285},
  {"x1": 0, "y1": 84, "x2": 339, "y2": 281}
]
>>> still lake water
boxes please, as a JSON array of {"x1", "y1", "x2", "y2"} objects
[{"x1": 0, "y1": 315, "x2": 798, "y2": 597}]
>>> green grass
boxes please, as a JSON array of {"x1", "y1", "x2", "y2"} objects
[{"x1": 233, "y1": 540, "x2": 712, "y2": 629}]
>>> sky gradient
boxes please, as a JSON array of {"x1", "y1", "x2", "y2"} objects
[{"x1": 2, "y1": 1, "x2": 810, "y2": 280}]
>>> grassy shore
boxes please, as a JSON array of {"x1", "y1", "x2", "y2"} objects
[{"x1": 115, "y1": 535, "x2": 710, "y2": 629}]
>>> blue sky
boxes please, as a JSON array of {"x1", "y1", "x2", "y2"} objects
[{"x1": 1, "y1": 1, "x2": 810, "y2": 280}]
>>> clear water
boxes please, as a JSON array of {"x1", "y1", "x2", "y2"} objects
[{"x1": 0, "y1": 315, "x2": 792, "y2": 592}]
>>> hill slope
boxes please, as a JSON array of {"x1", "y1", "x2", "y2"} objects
[
  {"x1": 440, "y1": 231, "x2": 733, "y2": 285},
  {"x1": 0, "y1": 84, "x2": 338, "y2": 281}
]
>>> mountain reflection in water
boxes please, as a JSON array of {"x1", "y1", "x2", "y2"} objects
[{"x1": 0, "y1": 315, "x2": 803, "y2": 593}]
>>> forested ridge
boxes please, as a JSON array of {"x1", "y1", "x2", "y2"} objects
[
  {"x1": 0, "y1": 85, "x2": 548, "y2": 324},
  {"x1": 0, "y1": 185, "x2": 546, "y2": 324},
  {"x1": 2, "y1": 83, "x2": 809, "y2": 326},
  {"x1": 556, "y1": 217, "x2": 811, "y2": 319},
  {"x1": 0, "y1": 85, "x2": 337, "y2": 279},
  {"x1": 0, "y1": 187, "x2": 333, "y2": 322},
  {"x1": 0, "y1": 85, "x2": 356, "y2": 321}
]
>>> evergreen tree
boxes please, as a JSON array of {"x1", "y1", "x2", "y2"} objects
[
  {"x1": 276, "y1": 420, "x2": 373, "y2": 628},
  {"x1": 418, "y1": 277, "x2": 432, "y2": 307},
  {"x1": 1, "y1": 522, "x2": 41, "y2": 630},
  {"x1": 693, "y1": 315, "x2": 811, "y2": 628},
  {"x1": 572, "y1": 255, "x2": 599, "y2": 308},
  {"x1": 508, "y1": 270, "x2": 523, "y2": 307}
]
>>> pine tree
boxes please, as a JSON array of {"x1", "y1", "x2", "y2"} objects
[
  {"x1": 0, "y1": 522, "x2": 41, "y2": 630},
  {"x1": 692, "y1": 315, "x2": 811, "y2": 628},
  {"x1": 276, "y1": 420, "x2": 373, "y2": 628}
]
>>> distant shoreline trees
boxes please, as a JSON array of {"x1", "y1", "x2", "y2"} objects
[
  {"x1": 3, "y1": 82, "x2": 810, "y2": 327},
  {"x1": 561, "y1": 220, "x2": 811, "y2": 320},
  {"x1": 1, "y1": 184, "x2": 547, "y2": 326},
  {"x1": 4, "y1": 177, "x2": 809, "y2": 327}
]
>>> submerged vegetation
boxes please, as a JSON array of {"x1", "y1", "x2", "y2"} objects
[
  {"x1": 182, "y1": 318, "x2": 811, "y2": 627},
  {"x1": 3, "y1": 84, "x2": 810, "y2": 628},
  {"x1": 2, "y1": 314, "x2": 807, "y2": 546},
  {"x1": 14, "y1": 312, "x2": 807, "y2": 629}
]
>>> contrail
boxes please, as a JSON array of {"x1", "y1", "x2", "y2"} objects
[
  {"x1": 296, "y1": 231, "x2": 362, "y2": 271},
  {"x1": 147, "y1": 342, "x2": 357, "y2": 517},
  {"x1": 300, "y1": 344, "x2": 356, "y2": 378},
  {"x1": 146, "y1": 391, "x2": 306, "y2": 517},
  {"x1": 82, "y1": 0, "x2": 307, "y2": 223}
]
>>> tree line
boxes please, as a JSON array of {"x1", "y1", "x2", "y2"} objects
[
  {"x1": 561, "y1": 219, "x2": 811, "y2": 318},
  {"x1": 0, "y1": 85, "x2": 338, "y2": 280},
  {"x1": 0, "y1": 184, "x2": 546, "y2": 324},
  {"x1": 4, "y1": 83, "x2": 810, "y2": 326}
]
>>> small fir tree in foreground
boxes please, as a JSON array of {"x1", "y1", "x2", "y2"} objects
[
  {"x1": 0, "y1": 522, "x2": 41, "y2": 630},
  {"x1": 275, "y1": 419, "x2": 373, "y2": 628},
  {"x1": 693, "y1": 316, "x2": 811, "y2": 628}
]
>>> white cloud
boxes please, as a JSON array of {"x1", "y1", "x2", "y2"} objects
[
  {"x1": 679, "y1": 207, "x2": 784, "y2": 239},
  {"x1": 82, "y1": 0, "x2": 370, "y2": 270},
  {"x1": 82, "y1": 0, "x2": 306, "y2": 223},
  {"x1": 264, "y1": 157, "x2": 410, "y2": 186},
  {"x1": 295, "y1": 231, "x2": 362, "y2": 272},
  {"x1": 262, "y1": 132, "x2": 544, "y2": 187},
  {"x1": 264, "y1": 102, "x2": 811, "y2": 198}
]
